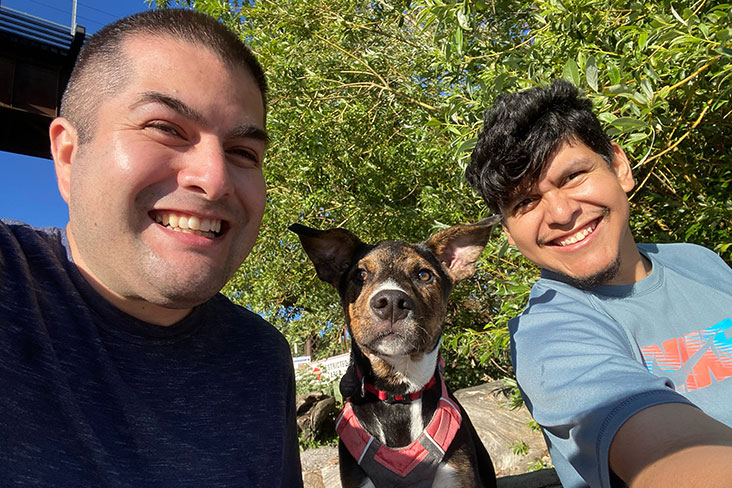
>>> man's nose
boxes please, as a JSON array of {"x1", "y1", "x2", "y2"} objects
[
  {"x1": 544, "y1": 190, "x2": 580, "y2": 225},
  {"x1": 178, "y1": 139, "x2": 233, "y2": 200}
]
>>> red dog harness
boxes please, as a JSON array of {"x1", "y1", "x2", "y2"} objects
[{"x1": 335, "y1": 371, "x2": 462, "y2": 487}]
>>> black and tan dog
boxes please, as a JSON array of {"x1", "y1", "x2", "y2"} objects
[{"x1": 290, "y1": 219, "x2": 498, "y2": 488}]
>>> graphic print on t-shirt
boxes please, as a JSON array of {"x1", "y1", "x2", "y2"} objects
[{"x1": 640, "y1": 318, "x2": 732, "y2": 392}]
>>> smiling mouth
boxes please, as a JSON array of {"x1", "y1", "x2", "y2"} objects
[
  {"x1": 549, "y1": 217, "x2": 600, "y2": 247},
  {"x1": 151, "y1": 211, "x2": 223, "y2": 238}
]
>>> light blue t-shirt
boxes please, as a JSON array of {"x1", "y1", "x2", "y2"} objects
[{"x1": 509, "y1": 243, "x2": 732, "y2": 487}]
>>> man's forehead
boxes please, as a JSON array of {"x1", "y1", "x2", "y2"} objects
[
  {"x1": 120, "y1": 34, "x2": 265, "y2": 126},
  {"x1": 122, "y1": 33, "x2": 233, "y2": 76},
  {"x1": 121, "y1": 30, "x2": 263, "y2": 88}
]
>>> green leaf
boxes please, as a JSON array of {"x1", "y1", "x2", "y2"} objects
[
  {"x1": 638, "y1": 31, "x2": 649, "y2": 51},
  {"x1": 456, "y1": 7, "x2": 470, "y2": 30},
  {"x1": 633, "y1": 91, "x2": 650, "y2": 105},
  {"x1": 456, "y1": 137, "x2": 477, "y2": 154},
  {"x1": 597, "y1": 111, "x2": 618, "y2": 124},
  {"x1": 586, "y1": 56, "x2": 599, "y2": 92},
  {"x1": 494, "y1": 73, "x2": 508, "y2": 92},
  {"x1": 607, "y1": 62, "x2": 621, "y2": 85},
  {"x1": 563, "y1": 59, "x2": 580, "y2": 86},
  {"x1": 640, "y1": 78, "x2": 654, "y2": 101},
  {"x1": 670, "y1": 4, "x2": 688, "y2": 25},
  {"x1": 606, "y1": 84, "x2": 634, "y2": 96},
  {"x1": 656, "y1": 86, "x2": 671, "y2": 99},
  {"x1": 453, "y1": 27, "x2": 464, "y2": 57},
  {"x1": 610, "y1": 117, "x2": 648, "y2": 130},
  {"x1": 497, "y1": 239, "x2": 510, "y2": 259}
]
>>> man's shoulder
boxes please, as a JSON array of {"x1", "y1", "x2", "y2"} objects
[
  {"x1": 639, "y1": 241, "x2": 718, "y2": 261},
  {"x1": 203, "y1": 295, "x2": 291, "y2": 350},
  {"x1": 640, "y1": 242, "x2": 731, "y2": 283},
  {"x1": 510, "y1": 277, "x2": 606, "y2": 336},
  {"x1": 511, "y1": 271, "x2": 634, "y2": 339},
  {"x1": 0, "y1": 219, "x2": 70, "y2": 281},
  {"x1": 0, "y1": 219, "x2": 64, "y2": 251}
]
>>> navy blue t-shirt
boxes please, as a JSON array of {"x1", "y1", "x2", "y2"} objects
[{"x1": 0, "y1": 220, "x2": 302, "y2": 487}]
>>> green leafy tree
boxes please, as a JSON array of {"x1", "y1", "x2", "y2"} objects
[{"x1": 151, "y1": 0, "x2": 731, "y2": 389}]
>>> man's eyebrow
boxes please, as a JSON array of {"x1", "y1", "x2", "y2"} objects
[
  {"x1": 132, "y1": 91, "x2": 206, "y2": 125},
  {"x1": 230, "y1": 124, "x2": 269, "y2": 146},
  {"x1": 557, "y1": 156, "x2": 595, "y2": 178},
  {"x1": 131, "y1": 91, "x2": 269, "y2": 144}
]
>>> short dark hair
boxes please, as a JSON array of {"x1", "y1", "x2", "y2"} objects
[
  {"x1": 60, "y1": 8, "x2": 268, "y2": 143},
  {"x1": 465, "y1": 80, "x2": 613, "y2": 215}
]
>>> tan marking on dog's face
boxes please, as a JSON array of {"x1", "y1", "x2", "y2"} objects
[{"x1": 342, "y1": 241, "x2": 451, "y2": 362}]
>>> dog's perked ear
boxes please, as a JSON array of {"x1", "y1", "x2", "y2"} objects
[
  {"x1": 423, "y1": 215, "x2": 500, "y2": 283},
  {"x1": 289, "y1": 223, "x2": 365, "y2": 288}
]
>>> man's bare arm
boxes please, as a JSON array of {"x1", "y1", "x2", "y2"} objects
[{"x1": 609, "y1": 402, "x2": 732, "y2": 487}]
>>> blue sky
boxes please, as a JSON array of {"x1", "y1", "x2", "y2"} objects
[{"x1": 1, "y1": 0, "x2": 153, "y2": 228}]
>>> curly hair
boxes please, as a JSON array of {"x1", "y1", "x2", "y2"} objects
[
  {"x1": 465, "y1": 80, "x2": 613, "y2": 216},
  {"x1": 60, "y1": 8, "x2": 267, "y2": 144}
]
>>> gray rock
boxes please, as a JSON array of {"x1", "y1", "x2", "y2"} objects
[{"x1": 454, "y1": 381, "x2": 550, "y2": 476}]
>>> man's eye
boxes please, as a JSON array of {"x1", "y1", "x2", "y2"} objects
[
  {"x1": 228, "y1": 148, "x2": 261, "y2": 168},
  {"x1": 514, "y1": 198, "x2": 536, "y2": 212},
  {"x1": 147, "y1": 122, "x2": 183, "y2": 138}
]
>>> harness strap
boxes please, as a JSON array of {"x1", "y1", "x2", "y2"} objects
[
  {"x1": 355, "y1": 356, "x2": 444, "y2": 403},
  {"x1": 361, "y1": 375, "x2": 437, "y2": 403},
  {"x1": 336, "y1": 371, "x2": 462, "y2": 480}
]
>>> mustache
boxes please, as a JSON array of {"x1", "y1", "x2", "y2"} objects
[{"x1": 537, "y1": 208, "x2": 609, "y2": 246}]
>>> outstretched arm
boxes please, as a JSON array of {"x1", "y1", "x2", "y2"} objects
[{"x1": 609, "y1": 402, "x2": 732, "y2": 487}]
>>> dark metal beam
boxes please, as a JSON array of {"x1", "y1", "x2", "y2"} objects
[{"x1": 0, "y1": 6, "x2": 85, "y2": 160}]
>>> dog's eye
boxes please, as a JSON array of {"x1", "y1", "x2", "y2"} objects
[
  {"x1": 354, "y1": 268, "x2": 368, "y2": 283},
  {"x1": 417, "y1": 269, "x2": 433, "y2": 282}
]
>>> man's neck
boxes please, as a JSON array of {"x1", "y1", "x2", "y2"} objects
[
  {"x1": 606, "y1": 239, "x2": 652, "y2": 286},
  {"x1": 66, "y1": 225, "x2": 192, "y2": 326}
]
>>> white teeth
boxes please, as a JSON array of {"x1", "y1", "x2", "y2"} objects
[
  {"x1": 188, "y1": 216, "x2": 200, "y2": 230},
  {"x1": 558, "y1": 226, "x2": 593, "y2": 246},
  {"x1": 153, "y1": 212, "x2": 222, "y2": 237}
]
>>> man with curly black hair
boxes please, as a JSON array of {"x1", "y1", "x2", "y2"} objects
[{"x1": 466, "y1": 80, "x2": 732, "y2": 487}]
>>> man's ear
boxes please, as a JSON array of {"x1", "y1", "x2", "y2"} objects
[
  {"x1": 611, "y1": 142, "x2": 634, "y2": 193},
  {"x1": 49, "y1": 117, "x2": 78, "y2": 204}
]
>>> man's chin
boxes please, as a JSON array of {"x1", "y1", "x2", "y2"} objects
[
  {"x1": 138, "y1": 270, "x2": 229, "y2": 310},
  {"x1": 554, "y1": 255, "x2": 621, "y2": 290}
]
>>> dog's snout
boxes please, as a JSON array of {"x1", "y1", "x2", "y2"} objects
[{"x1": 370, "y1": 290, "x2": 413, "y2": 322}]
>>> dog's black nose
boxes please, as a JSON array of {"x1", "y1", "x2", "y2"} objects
[{"x1": 370, "y1": 290, "x2": 413, "y2": 322}]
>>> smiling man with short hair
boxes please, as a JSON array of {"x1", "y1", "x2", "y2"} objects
[
  {"x1": 466, "y1": 80, "x2": 732, "y2": 487},
  {"x1": 0, "y1": 9, "x2": 301, "y2": 486}
]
